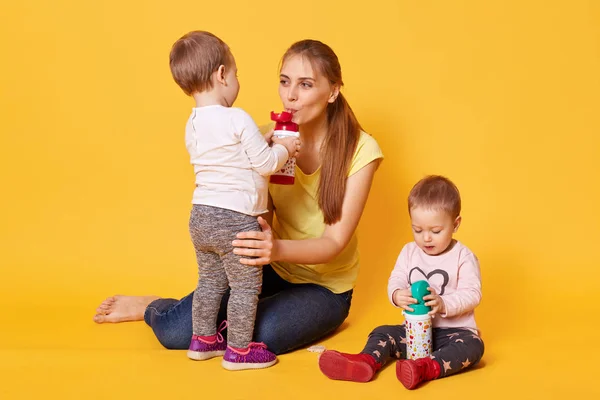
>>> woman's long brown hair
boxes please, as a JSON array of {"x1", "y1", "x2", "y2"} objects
[{"x1": 282, "y1": 40, "x2": 362, "y2": 224}]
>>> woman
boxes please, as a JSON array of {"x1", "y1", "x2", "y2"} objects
[{"x1": 94, "y1": 39, "x2": 384, "y2": 355}]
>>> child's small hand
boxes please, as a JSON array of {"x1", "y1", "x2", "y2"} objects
[
  {"x1": 264, "y1": 128, "x2": 274, "y2": 145},
  {"x1": 423, "y1": 287, "x2": 446, "y2": 317},
  {"x1": 392, "y1": 288, "x2": 417, "y2": 312},
  {"x1": 272, "y1": 136, "x2": 301, "y2": 158}
]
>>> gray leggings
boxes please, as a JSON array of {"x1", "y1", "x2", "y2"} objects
[{"x1": 189, "y1": 204, "x2": 262, "y2": 349}]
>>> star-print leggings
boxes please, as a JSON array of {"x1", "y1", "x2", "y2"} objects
[{"x1": 361, "y1": 325, "x2": 484, "y2": 378}]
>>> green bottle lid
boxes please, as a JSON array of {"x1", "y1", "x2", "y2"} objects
[{"x1": 404, "y1": 280, "x2": 431, "y2": 315}]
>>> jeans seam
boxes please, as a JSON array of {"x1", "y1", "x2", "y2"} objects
[{"x1": 146, "y1": 305, "x2": 161, "y2": 315}]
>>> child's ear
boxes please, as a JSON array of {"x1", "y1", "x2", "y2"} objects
[
  {"x1": 216, "y1": 65, "x2": 227, "y2": 85},
  {"x1": 453, "y1": 216, "x2": 462, "y2": 233},
  {"x1": 328, "y1": 85, "x2": 340, "y2": 103}
]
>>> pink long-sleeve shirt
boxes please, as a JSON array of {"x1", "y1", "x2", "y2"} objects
[{"x1": 388, "y1": 241, "x2": 481, "y2": 331}]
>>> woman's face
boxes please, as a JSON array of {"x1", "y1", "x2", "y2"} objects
[{"x1": 278, "y1": 54, "x2": 338, "y2": 126}]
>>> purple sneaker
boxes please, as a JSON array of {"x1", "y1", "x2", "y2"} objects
[
  {"x1": 221, "y1": 342, "x2": 277, "y2": 371},
  {"x1": 187, "y1": 321, "x2": 227, "y2": 361}
]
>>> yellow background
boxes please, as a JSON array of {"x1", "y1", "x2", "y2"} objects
[{"x1": 1, "y1": 0, "x2": 599, "y2": 398}]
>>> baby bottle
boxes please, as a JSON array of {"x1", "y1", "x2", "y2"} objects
[
  {"x1": 403, "y1": 280, "x2": 433, "y2": 360},
  {"x1": 269, "y1": 111, "x2": 299, "y2": 185}
]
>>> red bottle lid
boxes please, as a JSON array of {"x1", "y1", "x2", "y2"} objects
[{"x1": 270, "y1": 111, "x2": 299, "y2": 132}]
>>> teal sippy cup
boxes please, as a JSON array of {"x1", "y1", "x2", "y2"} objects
[{"x1": 402, "y1": 280, "x2": 433, "y2": 359}]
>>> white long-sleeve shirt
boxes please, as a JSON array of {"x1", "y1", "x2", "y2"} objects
[{"x1": 185, "y1": 105, "x2": 289, "y2": 216}]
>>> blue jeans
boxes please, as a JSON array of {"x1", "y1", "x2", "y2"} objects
[{"x1": 144, "y1": 265, "x2": 353, "y2": 355}]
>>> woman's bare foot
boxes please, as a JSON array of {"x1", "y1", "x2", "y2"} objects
[{"x1": 93, "y1": 295, "x2": 159, "y2": 324}]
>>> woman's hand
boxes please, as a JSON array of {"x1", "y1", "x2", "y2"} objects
[
  {"x1": 423, "y1": 287, "x2": 446, "y2": 317},
  {"x1": 392, "y1": 288, "x2": 417, "y2": 312},
  {"x1": 232, "y1": 216, "x2": 278, "y2": 266}
]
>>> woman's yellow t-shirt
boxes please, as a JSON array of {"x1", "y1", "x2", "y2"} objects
[{"x1": 268, "y1": 131, "x2": 384, "y2": 294}]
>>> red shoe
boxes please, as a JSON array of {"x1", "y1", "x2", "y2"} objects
[
  {"x1": 396, "y1": 357, "x2": 441, "y2": 389},
  {"x1": 318, "y1": 351, "x2": 381, "y2": 382}
]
